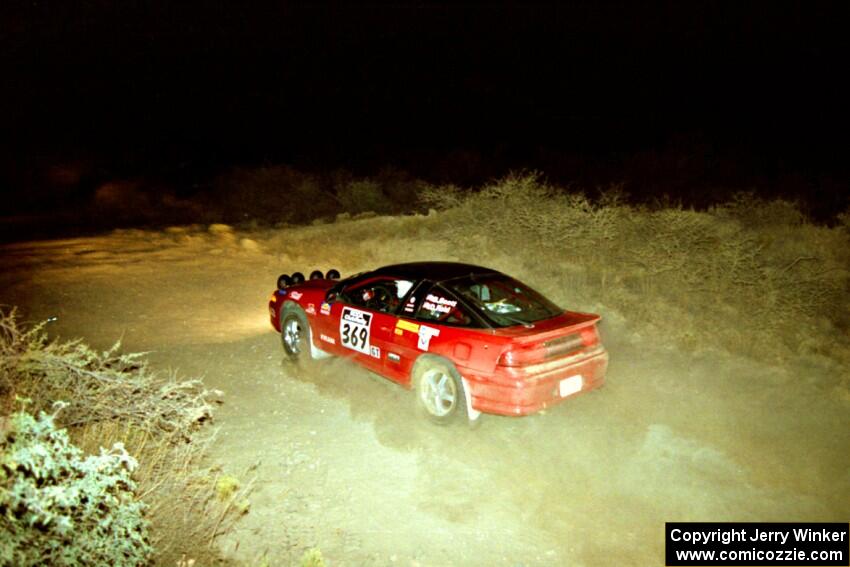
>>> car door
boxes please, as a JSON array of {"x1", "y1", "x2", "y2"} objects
[
  {"x1": 387, "y1": 283, "x2": 481, "y2": 384},
  {"x1": 316, "y1": 276, "x2": 414, "y2": 376}
]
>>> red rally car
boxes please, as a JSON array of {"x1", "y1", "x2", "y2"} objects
[{"x1": 269, "y1": 262, "x2": 608, "y2": 424}]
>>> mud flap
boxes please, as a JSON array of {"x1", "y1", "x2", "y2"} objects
[
  {"x1": 310, "y1": 341, "x2": 332, "y2": 360},
  {"x1": 461, "y1": 377, "x2": 481, "y2": 422}
]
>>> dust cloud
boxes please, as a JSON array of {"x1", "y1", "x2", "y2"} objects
[{"x1": 1, "y1": 217, "x2": 847, "y2": 566}]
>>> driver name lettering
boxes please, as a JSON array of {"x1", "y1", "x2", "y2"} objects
[{"x1": 422, "y1": 294, "x2": 457, "y2": 314}]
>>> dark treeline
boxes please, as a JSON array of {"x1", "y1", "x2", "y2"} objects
[{"x1": 3, "y1": 132, "x2": 847, "y2": 224}]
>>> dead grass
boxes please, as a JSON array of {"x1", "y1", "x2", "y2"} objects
[{"x1": 0, "y1": 309, "x2": 219, "y2": 435}]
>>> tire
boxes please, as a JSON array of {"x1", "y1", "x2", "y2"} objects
[
  {"x1": 412, "y1": 357, "x2": 468, "y2": 425},
  {"x1": 280, "y1": 308, "x2": 312, "y2": 362}
]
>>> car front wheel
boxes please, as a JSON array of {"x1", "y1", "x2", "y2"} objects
[
  {"x1": 412, "y1": 358, "x2": 468, "y2": 425},
  {"x1": 281, "y1": 310, "x2": 311, "y2": 362}
]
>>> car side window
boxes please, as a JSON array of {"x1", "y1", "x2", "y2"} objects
[
  {"x1": 341, "y1": 278, "x2": 414, "y2": 314},
  {"x1": 415, "y1": 287, "x2": 474, "y2": 327}
]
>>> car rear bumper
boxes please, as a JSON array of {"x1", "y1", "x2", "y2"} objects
[{"x1": 463, "y1": 346, "x2": 608, "y2": 416}]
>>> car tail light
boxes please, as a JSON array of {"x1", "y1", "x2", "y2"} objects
[
  {"x1": 498, "y1": 345, "x2": 548, "y2": 367},
  {"x1": 270, "y1": 293, "x2": 277, "y2": 303},
  {"x1": 580, "y1": 326, "x2": 598, "y2": 347},
  {"x1": 498, "y1": 328, "x2": 598, "y2": 367}
]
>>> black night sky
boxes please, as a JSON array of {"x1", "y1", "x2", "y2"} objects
[{"x1": 2, "y1": 1, "x2": 848, "y2": 216}]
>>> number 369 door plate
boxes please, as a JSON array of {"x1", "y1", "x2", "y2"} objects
[{"x1": 340, "y1": 307, "x2": 372, "y2": 355}]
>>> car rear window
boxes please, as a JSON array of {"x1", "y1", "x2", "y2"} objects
[{"x1": 447, "y1": 274, "x2": 562, "y2": 327}]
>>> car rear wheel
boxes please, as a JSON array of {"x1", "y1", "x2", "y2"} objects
[
  {"x1": 281, "y1": 310, "x2": 311, "y2": 362},
  {"x1": 413, "y1": 358, "x2": 467, "y2": 425}
]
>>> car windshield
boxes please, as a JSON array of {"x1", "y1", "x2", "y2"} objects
[{"x1": 447, "y1": 274, "x2": 562, "y2": 327}]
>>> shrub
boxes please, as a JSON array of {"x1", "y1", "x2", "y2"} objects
[
  {"x1": 211, "y1": 166, "x2": 338, "y2": 224},
  {"x1": 713, "y1": 191, "x2": 806, "y2": 228},
  {"x1": 374, "y1": 166, "x2": 431, "y2": 208},
  {"x1": 0, "y1": 405, "x2": 151, "y2": 566},
  {"x1": 0, "y1": 310, "x2": 247, "y2": 566},
  {"x1": 417, "y1": 181, "x2": 465, "y2": 211},
  {"x1": 336, "y1": 179, "x2": 392, "y2": 215},
  {"x1": 412, "y1": 172, "x2": 850, "y2": 360},
  {"x1": 0, "y1": 309, "x2": 215, "y2": 439}
]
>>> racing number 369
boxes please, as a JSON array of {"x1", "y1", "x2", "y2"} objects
[
  {"x1": 340, "y1": 307, "x2": 372, "y2": 355},
  {"x1": 341, "y1": 323, "x2": 368, "y2": 348}
]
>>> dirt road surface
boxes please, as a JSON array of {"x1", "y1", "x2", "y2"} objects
[{"x1": 2, "y1": 224, "x2": 848, "y2": 566}]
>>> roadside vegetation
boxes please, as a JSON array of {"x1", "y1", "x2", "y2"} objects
[
  {"x1": 419, "y1": 174, "x2": 850, "y2": 364},
  {"x1": 0, "y1": 310, "x2": 250, "y2": 566}
]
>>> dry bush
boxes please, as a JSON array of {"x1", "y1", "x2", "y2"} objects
[
  {"x1": 417, "y1": 181, "x2": 466, "y2": 211},
  {"x1": 373, "y1": 166, "x2": 431, "y2": 208},
  {"x1": 0, "y1": 310, "x2": 215, "y2": 438},
  {"x1": 211, "y1": 165, "x2": 438, "y2": 226},
  {"x1": 72, "y1": 422, "x2": 252, "y2": 566},
  {"x1": 713, "y1": 191, "x2": 806, "y2": 228},
  {"x1": 0, "y1": 309, "x2": 248, "y2": 566},
  {"x1": 212, "y1": 165, "x2": 339, "y2": 224},
  {"x1": 333, "y1": 169, "x2": 436, "y2": 216},
  {"x1": 429, "y1": 172, "x2": 625, "y2": 258},
  {"x1": 335, "y1": 179, "x2": 392, "y2": 215},
  {"x1": 267, "y1": 210, "x2": 459, "y2": 275},
  {"x1": 415, "y1": 173, "x2": 850, "y2": 362}
]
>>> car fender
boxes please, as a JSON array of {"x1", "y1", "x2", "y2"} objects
[{"x1": 277, "y1": 299, "x2": 301, "y2": 329}]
